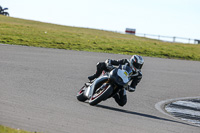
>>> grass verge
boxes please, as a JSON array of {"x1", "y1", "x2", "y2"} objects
[
  {"x1": 0, "y1": 125, "x2": 38, "y2": 133},
  {"x1": 0, "y1": 15, "x2": 200, "y2": 61}
]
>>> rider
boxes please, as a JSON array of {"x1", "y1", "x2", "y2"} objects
[{"x1": 88, "y1": 55, "x2": 144, "y2": 106}]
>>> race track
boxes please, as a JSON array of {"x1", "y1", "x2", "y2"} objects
[{"x1": 0, "y1": 44, "x2": 200, "y2": 133}]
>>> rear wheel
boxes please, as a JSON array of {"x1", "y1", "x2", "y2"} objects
[
  {"x1": 89, "y1": 84, "x2": 113, "y2": 106},
  {"x1": 76, "y1": 86, "x2": 87, "y2": 102}
]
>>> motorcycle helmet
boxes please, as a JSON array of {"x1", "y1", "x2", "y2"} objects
[{"x1": 129, "y1": 55, "x2": 144, "y2": 72}]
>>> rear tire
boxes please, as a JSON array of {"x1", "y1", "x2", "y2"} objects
[
  {"x1": 76, "y1": 86, "x2": 87, "y2": 102},
  {"x1": 89, "y1": 84, "x2": 113, "y2": 106}
]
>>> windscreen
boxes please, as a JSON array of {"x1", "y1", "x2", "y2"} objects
[{"x1": 122, "y1": 65, "x2": 133, "y2": 79}]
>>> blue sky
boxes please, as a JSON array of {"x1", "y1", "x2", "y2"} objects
[{"x1": 1, "y1": 0, "x2": 200, "y2": 40}]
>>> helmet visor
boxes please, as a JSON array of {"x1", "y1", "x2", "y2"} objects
[{"x1": 133, "y1": 62, "x2": 143, "y2": 69}]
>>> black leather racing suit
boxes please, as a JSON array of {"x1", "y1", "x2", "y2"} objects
[{"x1": 88, "y1": 59, "x2": 142, "y2": 106}]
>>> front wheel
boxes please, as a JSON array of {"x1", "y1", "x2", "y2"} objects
[
  {"x1": 76, "y1": 86, "x2": 87, "y2": 102},
  {"x1": 89, "y1": 84, "x2": 113, "y2": 106}
]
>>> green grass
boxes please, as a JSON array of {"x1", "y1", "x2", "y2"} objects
[
  {"x1": 0, "y1": 15, "x2": 200, "y2": 61},
  {"x1": 0, "y1": 125, "x2": 38, "y2": 133}
]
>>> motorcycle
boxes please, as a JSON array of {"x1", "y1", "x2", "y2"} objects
[
  {"x1": 76, "y1": 64, "x2": 133, "y2": 105},
  {"x1": 0, "y1": 8, "x2": 9, "y2": 16}
]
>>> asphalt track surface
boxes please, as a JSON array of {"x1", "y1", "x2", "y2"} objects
[{"x1": 0, "y1": 44, "x2": 200, "y2": 133}]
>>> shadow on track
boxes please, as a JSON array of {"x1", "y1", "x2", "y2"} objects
[{"x1": 95, "y1": 104, "x2": 199, "y2": 128}]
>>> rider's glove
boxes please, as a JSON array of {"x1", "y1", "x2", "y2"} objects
[
  {"x1": 105, "y1": 59, "x2": 113, "y2": 70},
  {"x1": 126, "y1": 85, "x2": 135, "y2": 92}
]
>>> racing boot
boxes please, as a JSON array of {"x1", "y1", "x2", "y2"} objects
[
  {"x1": 88, "y1": 63, "x2": 104, "y2": 81},
  {"x1": 88, "y1": 74, "x2": 98, "y2": 81}
]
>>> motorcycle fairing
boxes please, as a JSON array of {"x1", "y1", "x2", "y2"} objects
[
  {"x1": 117, "y1": 69, "x2": 130, "y2": 83},
  {"x1": 84, "y1": 76, "x2": 109, "y2": 99}
]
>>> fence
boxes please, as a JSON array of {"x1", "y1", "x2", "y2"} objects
[
  {"x1": 104, "y1": 29, "x2": 199, "y2": 44},
  {"x1": 135, "y1": 33, "x2": 200, "y2": 44}
]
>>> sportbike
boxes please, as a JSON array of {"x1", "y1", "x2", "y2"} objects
[{"x1": 76, "y1": 64, "x2": 133, "y2": 105}]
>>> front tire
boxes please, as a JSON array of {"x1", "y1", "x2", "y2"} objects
[
  {"x1": 89, "y1": 84, "x2": 113, "y2": 106},
  {"x1": 76, "y1": 86, "x2": 87, "y2": 102}
]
